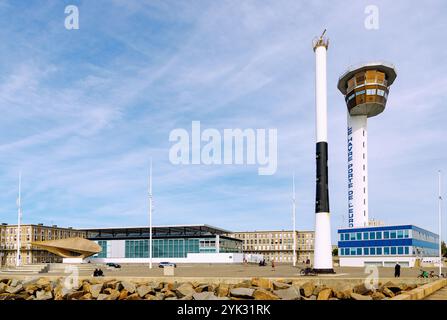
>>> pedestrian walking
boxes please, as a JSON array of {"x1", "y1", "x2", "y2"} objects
[
  {"x1": 394, "y1": 262, "x2": 401, "y2": 278},
  {"x1": 271, "y1": 259, "x2": 275, "y2": 271}
]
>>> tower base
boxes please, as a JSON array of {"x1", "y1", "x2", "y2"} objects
[{"x1": 312, "y1": 268, "x2": 336, "y2": 274}]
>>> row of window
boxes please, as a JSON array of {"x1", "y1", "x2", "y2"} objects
[
  {"x1": 340, "y1": 229, "x2": 410, "y2": 241},
  {"x1": 347, "y1": 89, "x2": 388, "y2": 101},
  {"x1": 244, "y1": 245, "x2": 313, "y2": 251},
  {"x1": 233, "y1": 233, "x2": 314, "y2": 239},
  {"x1": 340, "y1": 246, "x2": 410, "y2": 256},
  {"x1": 243, "y1": 239, "x2": 313, "y2": 245},
  {"x1": 412, "y1": 230, "x2": 438, "y2": 243}
]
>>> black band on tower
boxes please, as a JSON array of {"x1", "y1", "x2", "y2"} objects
[{"x1": 315, "y1": 142, "x2": 330, "y2": 213}]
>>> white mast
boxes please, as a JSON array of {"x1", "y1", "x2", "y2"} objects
[
  {"x1": 16, "y1": 172, "x2": 22, "y2": 267},
  {"x1": 312, "y1": 30, "x2": 334, "y2": 273},
  {"x1": 149, "y1": 159, "x2": 153, "y2": 269},
  {"x1": 438, "y1": 170, "x2": 443, "y2": 276},
  {"x1": 292, "y1": 174, "x2": 297, "y2": 267}
]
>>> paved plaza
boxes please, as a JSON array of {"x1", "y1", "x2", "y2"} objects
[{"x1": 2, "y1": 263, "x2": 445, "y2": 280}]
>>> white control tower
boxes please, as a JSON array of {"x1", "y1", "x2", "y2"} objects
[{"x1": 337, "y1": 62, "x2": 397, "y2": 228}]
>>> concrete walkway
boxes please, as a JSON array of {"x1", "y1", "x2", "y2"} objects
[{"x1": 424, "y1": 286, "x2": 447, "y2": 300}]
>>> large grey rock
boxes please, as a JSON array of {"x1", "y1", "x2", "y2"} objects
[
  {"x1": 350, "y1": 292, "x2": 373, "y2": 300},
  {"x1": 89, "y1": 284, "x2": 103, "y2": 298},
  {"x1": 6, "y1": 284, "x2": 23, "y2": 294},
  {"x1": 300, "y1": 282, "x2": 315, "y2": 297},
  {"x1": 230, "y1": 288, "x2": 255, "y2": 299},
  {"x1": 66, "y1": 291, "x2": 85, "y2": 300},
  {"x1": 176, "y1": 283, "x2": 196, "y2": 298},
  {"x1": 193, "y1": 292, "x2": 220, "y2": 300},
  {"x1": 121, "y1": 281, "x2": 136, "y2": 294},
  {"x1": 353, "y1": 283, "x2": 372, "y2": 295},
  {"x1": 272, "y1": 281, "x2": 290, "y2": 290},
  {"x1": 274, "y1": 286, "x2": 301, "y2": 300},
  {"x1": 97, "y1": 294, "x2": 109, "y2": 300},
  {"x1": 137, "y1": 285, "x2": 153, "y2": 298},
  {"x1": 372, "y1": 291, "x2": 386, "y2": 300},
  {"x1": 382, "y1": 281, "x2": 402, "y2": 294},
  {"x1": 36, "y1": 290, "x2": 53, "y2": 300},
  {"x1": 253, "y1": 289, "x2": 279, "y2": 300},
  {"x1": 10, "y1": 279, "x2": 20, "y2": 287},
  {"x1": 381, "y1": 287, "x2": 395, "y2": 298},
  {"x1": 333, "y1": 284, "x2": 352, "y2": 299}
]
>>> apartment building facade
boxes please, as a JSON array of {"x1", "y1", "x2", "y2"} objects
[
  {"x1": 228, "y1": 230, "x2": 315, "y2": 263},
  {"x1": 0, "y1": 223, "x2": 86, "y2": 266}
]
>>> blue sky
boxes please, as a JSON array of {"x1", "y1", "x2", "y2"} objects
[{"x1": 0, "y1": 0, "x2": 446, "y2": 242}]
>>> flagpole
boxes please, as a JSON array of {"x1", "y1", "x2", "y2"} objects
[
  {"x1": 16, "y1": 172, "x2": 22, "y2": 267},
  {"x1": 438, "y1": 170, "x2": 442, "y2": 276},
  {"x1": 292, "y1": 173, "x2": 297, "y2": 267},
  {"x1": 149, "y1": 159, "x2": 153, "y2": 269}
]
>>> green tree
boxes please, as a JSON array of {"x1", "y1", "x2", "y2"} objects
[
  {"x1": 332, "y1": 248, "x2": 338, "y2": 256},
  {"x1": 442, "y1": 241, "x2": 447, "y2": 257}
]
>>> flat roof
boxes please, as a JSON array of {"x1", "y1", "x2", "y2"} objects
[
  {"x1": 338, "y1": 224, "x2": 438, "y2": 238},
  {"x1": 337, "y1": 61, "x2": 397, "y2": 94},
  {"x1": 80, "y1": 224, "x2": 232, "y2": 234},
  {"x1": 81, "y1": 224, "x2": 242, "y2": 241},
  {"x1": 231, "y1": 230, "x2": 314, "y2": 234}
]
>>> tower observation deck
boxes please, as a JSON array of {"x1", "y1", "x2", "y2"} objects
[{"x1": 337, "y1": 62, "x2": 397, "y2": 228}]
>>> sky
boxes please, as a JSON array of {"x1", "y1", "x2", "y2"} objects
[{"x1": 0, "y1": 0, "x2": 446, "y2": 242}]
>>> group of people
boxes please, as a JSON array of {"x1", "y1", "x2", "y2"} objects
[{"x1": 93, "y1": 268, "x2": 104, "y2": 277}]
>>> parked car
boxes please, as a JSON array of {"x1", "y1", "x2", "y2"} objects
[
  {"x1": 106, "y1": 263, "x2": 121, "y2": 268},
  {"x1": 158, "y1": 261, "x2": 176, "y2": 268}
]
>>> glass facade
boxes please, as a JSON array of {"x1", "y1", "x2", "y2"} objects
[
  {"x1": 96, "y1": 240, "x2": 108, "y2": 258},
  {"x1": 121, "y1": 237, "x2": 241, "y2": 259},
  {"x1": 338, "y1": 225, "x2": 439, "y2": 257}
]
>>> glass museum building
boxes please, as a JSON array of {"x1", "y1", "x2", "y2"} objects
[{"x1": 81, "y1": 224, "x2": 256, "y2": 264}]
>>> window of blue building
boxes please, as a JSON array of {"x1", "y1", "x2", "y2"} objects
[
  {"x1": 390, "y1": 231, "x2": 396, "y2": 239},
  {"x1": 364, "y1": 232, "x2": 369, "y2": 240},
  {"x1": 370, "y1": 232, "x2": 376, "y2": 240},
  {"x1": 391, "y1": 247, "x2": 397, "y2": 254},
  {"x1": 397, "y1": 230, "x2": 404, "y2": 239},
  {"x1": 398, "y1": 247, "x2": 404, "y2": 255},
  {"x1": 364, "y1": 248, "x2": 369, "y2": 255},
  {"x1": 370, "y1": 247, "x2": 376, "y2": 255},
  {"x1": 405, "y1": 247, "x2": 409, "y2": 255},
  {"x1": 377, "y1": 247, "x2": 382, "y2": 255},
  {"x1": 357, "y1": 233, "x2": 362, "y2": 240},
  {"x1": 384, "y1": 231, "x2": 389, "y2": 239},
  {"x1": 384, "y1": 247, "x2": 389, "y2": 255},
  {"x1": 376, "y1": 232, "x2": 382, "y2": 239},
  {"x1": 357, "y1": 248, "x2": 362, "y2": 255}
]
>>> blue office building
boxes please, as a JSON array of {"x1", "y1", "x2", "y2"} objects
[{"x1": 338, "y1": 225, "x2": 439, "y2": 267}]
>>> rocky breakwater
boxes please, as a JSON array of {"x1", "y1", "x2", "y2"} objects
[{"x1": 0, "y1": 277, "x2": 420, "y2": 301}]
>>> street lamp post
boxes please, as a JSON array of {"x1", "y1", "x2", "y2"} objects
[
  {"x1": 149, "y1": 160, "x2": 153, "y2": 269},
  {"x1": 16, "y1": 172, "x2": 22, "y2": 267},
  {"x1": 438, "y1": 170, "x2": 443, "y2": 277},
  {"x1": 292, "y1": 174, "x2": 297, "y2": 267}
]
